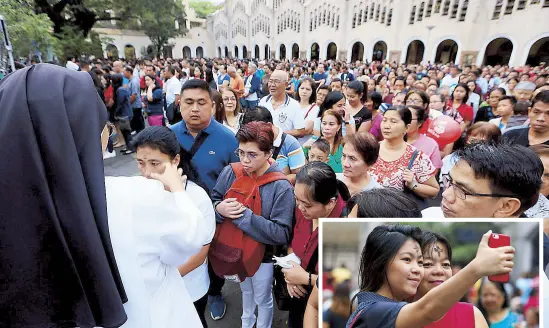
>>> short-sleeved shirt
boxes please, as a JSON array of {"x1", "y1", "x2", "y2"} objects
[
  {"x1": 313, "y1": 72, "x2": 328, "y2": 83},
  {"x1": 127, "y1": 75, "x2": 142, "y2": 109},
  {"x1": 369, "y1": 144, "x2": 436, "y2": 191},
  {"x1": 351, "y1": 106, "x2": 373, "y2": 131},
  {"x1": 412, "y1": 134, "x2": 443, "y2": 169},
  {"x1": 230, "y1": 75, "x2": 245, "y2": 94},
  {"x1": 259, "y1": 94, "x2": 305, "y2": 132},
  {"x1": 347, "y1": 292, "x2": 407, "y2": 328},
  {"x1": 298, "y1": 104, "x2": 320, "y2": 144},
  {"x1": 182, "y1": 181, "x2": 215, "y2": 301},
  {"x1": 504, "y1": 127, "x2": 549, "y2": 147},
  {"x1": 273, "y1": 131, "x2": 306, "y2": 171},
  {"x1": 328, "y1": 143, "x2": 344, "y2": 173},
  {"x1": 164, "y1": 76, "x2": 181, "y2": 107},
  {"x1": 447, "y1": 102, "x2": 474, "y2": 123},
  {"x1": 217, "y1": 73, "x2": 230, "y2": 86},
  {"x1": 171, "y1": 119, "x2": 239, "y2": 195}
]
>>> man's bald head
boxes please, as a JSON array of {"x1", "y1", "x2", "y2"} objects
[
  {"x1": 113, "y1": 60, "x2": 123, "y2": 73},
  {"x1": 271, "y1": 70, "x2": 288, "y2": 81}
]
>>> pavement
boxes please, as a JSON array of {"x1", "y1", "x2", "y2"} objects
[{"x1": 104, "y1": 149, "x2": 289, "y2": 328}]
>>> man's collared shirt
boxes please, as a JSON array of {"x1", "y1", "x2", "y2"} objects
[
  {"x1": 259, "y1": 94, "x2": 305, "y2": 132},
  {"x1": 273, "y1": 130, "x2": 306, "y2": 172},
  {"x1": 171, "y1": 119, "x2": 239, "y2": 195}
]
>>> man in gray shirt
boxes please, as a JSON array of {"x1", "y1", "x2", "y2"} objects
[{"x1": 124, "y1": 66, "x2": 144, "y2": 133}]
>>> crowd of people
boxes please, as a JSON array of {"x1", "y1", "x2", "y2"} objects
[
  {"x1": 0, "y1": 54, "x2": 548, "y2": 328},
  {"x1": 69, "y1": 55, "x2": 549, "y2": 220}
]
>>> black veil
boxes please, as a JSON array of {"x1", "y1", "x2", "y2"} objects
[{"x1": 0, "y1": 64, "x2": 127, "y2": 327}]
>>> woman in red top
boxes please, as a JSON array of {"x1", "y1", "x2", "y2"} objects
[
  {"x1": 448, "y1": 83, "x2": 474, "y2": 126},
  {"x1": 282, "y1": 162, "x2": 350, "y2": 328},
  {"x1": 413, "y1": 230, "x2": 488, "y2": 328}
]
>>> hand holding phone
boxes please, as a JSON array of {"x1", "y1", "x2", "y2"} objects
[{"x1": 488, "y1": 233, "x2": 511, "y2": 283}]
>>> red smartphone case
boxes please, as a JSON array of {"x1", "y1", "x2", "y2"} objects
[{"x1": 488, "y1": 233, "x2": 511, "y2": 283}]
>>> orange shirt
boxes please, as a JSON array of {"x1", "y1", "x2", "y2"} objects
[{"x1": 230, "y1": 75, "x2": 245, "y2": 95}]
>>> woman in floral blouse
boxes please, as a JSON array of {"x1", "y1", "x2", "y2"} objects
[{"x1": 369, "y1": 105, "x2": 440, "y2": 199}]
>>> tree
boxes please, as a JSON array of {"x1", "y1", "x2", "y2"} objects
[
  {"x1": 189, "y1": 0, "x2": 222, "y2": 19},
  {"x1": 0, "y1": 0, "x2": 57, "y2": 59},
  {"x1": 140, "y1": 0, "x2": 186, "y2": 58},
  {"x1": 33, "y1": 0, "x2": 139, "y2": 37}
]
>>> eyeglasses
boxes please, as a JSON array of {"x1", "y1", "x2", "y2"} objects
[
  {"x1": 235, "y1": 149, "x2": 261, "y2": 160},
  {"x1": 406, "y1": 99, "x2": 423, "y2": 105},
  {"x1": 223, "y1": 97, "x2": 237, "y2": 102},
  {"x1": 441, "y1": 174, "x2": 519, "y2": 200}
]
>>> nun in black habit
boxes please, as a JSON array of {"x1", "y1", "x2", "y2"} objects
[{"x1": 0, "y1": 64, "x2": 127, "y2": 327}]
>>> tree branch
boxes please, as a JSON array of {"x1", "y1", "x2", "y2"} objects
[{"x1": 95, "y1": 16, "x2": 133, "y2": 21}]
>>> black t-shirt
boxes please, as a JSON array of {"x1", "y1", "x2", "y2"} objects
[
  {"x1": 352, "y1": 106, "x2": 373, "y2": 131},
  {"x1": 323, "y1": 309, "x2": 348, "y2": 328},
  {"x1": 503, "y1": 127, "x2": 549, "y2": 147}
]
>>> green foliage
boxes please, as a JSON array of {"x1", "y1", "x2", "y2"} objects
[
  {"x1": 0, "y1": 0, "x2": 57, "y2": 59},
  {"x1": 140, "y1": 0, "x2": 186, "y2": 58},
  {"x1": 54, "y1": 26, "x2": 104, "y2": 61},
  {"x1": 189, "y1": 0, "x2": 222, "y2": 19}
]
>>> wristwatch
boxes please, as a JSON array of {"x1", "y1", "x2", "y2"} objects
[
  {"x1": 345, "y1": 121, "x2": 350, "y2": 125},
  {"x1": 411, "y1": 179, "x2": 419, "y2": 189}
]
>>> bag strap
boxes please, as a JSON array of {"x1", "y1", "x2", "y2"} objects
[
  {"x1": 407, "y1": 149, "x2": 420, "y2": 170},
  {"x1": 272, "y1": 133, "x2": 287, "y2": 159},
  {"x1": 305, "y1": 104, "x2": 316, "y2": 118},
  {"x1": 256, "y1": 171, "x2": 288, "y2": 187},
  {"x1": 188, "y1": 132, "x2": 209, "y2": 157}
]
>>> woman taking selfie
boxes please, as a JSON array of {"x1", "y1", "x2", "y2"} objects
[
  {"x1": 284, "y1": 162, "x2": 350, "y2": 327},
  {"x1": 348, "y1": 224, "x2": 514, "y2": 328},
  {"x1": 413, "y1": 231, "x2": 488, "y2": 327}
]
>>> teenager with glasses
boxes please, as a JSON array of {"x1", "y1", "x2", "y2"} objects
[
  {"x1": 423, "y1": 142, "x2": 543, "y2": 218},
  {"x1": 211, "y1": 121, "x2": 295, "y2": 328}
]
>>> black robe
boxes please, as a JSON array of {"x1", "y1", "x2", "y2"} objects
[{"x1": 0, "y1": 64, "x2": 127, "y2": 327}]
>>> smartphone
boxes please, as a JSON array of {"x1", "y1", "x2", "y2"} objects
[{"x1": 488, "y1": 233, "x2": 511, "y2": 283}]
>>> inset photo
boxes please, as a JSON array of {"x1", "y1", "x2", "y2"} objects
[{"x1": 321, "y1": 221, "x2": 540, "y2": 328}]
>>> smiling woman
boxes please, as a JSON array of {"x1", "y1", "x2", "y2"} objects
[
  {"x1": 347, "y1": 224, "x2": 515, "y2": 328},
  {"x1": 412, "y1": 231, "x2": 488, "y2": 328}
]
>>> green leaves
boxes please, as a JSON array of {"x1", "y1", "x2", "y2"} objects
[
  {"x1": 140, "y1": 0, "x2": 186, "y2": 58},
  {"x1": 189, "y1": 0, "x2": 222, "y2": 19},
  {"x1": 0, "y1": 0, "x2": 57, "y2": 59}
]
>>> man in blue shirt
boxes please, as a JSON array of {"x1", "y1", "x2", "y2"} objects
[
  {"x1": 340, "y1": 65, "x2": 355, "y2": 82},
  {"x1": 313, "y1": 64, "x2": 328, "y2": 85},
  {"x1": 171, "y1": 79, "x2": 238, "y2": 322},
  {"x1": 124, "y1": 66, "x2": 144, "y2": 133}
]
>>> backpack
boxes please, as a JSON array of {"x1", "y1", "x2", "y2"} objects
[{"x1": 209, "y1": 163, "x2": 289, "y2": 281}]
